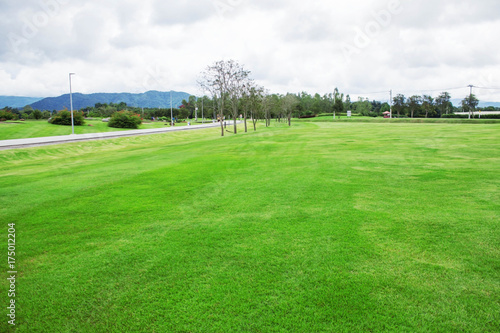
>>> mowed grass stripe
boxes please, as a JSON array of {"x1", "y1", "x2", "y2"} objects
[{"x1": 0, "y1": 122, "x2": 498, "y2": 332}]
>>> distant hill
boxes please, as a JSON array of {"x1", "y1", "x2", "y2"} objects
[
  {"x1": 478, "y1": 101, "x2": 500, "y2": 108},
  {"x1": 29, "y1": 91, "x2": 192, "y2": 111},
  {"x1": 0, "y1": 96, "x2": 43, "y2": 108},
  {"x1": 451, "y1": 99, "x2": 500, "y2": 108}
]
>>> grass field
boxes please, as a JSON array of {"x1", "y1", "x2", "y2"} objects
[
  {"x1": 1, "y1": 122, "x2": 499, "y2": 332},
  {"x1": 296, "y1": 115, "x2": 500, "y2": 124},
  {"x1": 0, "y1": 119, "x2": 190, "y2": 140}
]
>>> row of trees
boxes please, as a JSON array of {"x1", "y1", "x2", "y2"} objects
[
  {"x1": 198, "y1": 60, "x2": 353, "y2": 136},
  {"x1": 391, "y1": 92, "x2": 480, "y2": 118},
  {"x1": 0, "y1": 106, "x2": 54, "y2": 120}
]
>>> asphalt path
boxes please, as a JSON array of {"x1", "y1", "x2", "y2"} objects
[{"x1": 0, "y1": 122, "x2": 230, "y2": 150}]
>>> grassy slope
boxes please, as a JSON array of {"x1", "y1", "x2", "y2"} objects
[
  {"x1": 0, "y1": 122, "x2": 499, "y2": 332},
  {"x1": 0, "y1": 120, "x2": 189, "y2": 140}
]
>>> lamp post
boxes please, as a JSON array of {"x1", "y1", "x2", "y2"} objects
[
  {"x1": 170, "y1": 90, "x2": 174, "y2": 126},
  {"x1": 69, "y1": 73, "x2": 75, "y2": 135}
]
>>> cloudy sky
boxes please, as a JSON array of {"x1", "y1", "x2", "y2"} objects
[{"x1": 1, "y1": 0, "x2": 500, "y2": 102}]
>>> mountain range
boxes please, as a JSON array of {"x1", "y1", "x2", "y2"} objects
[
  {"x1": 1, "y1": 92, "x2": 499, "y2": 110},
  {"x1": 0, "y1": 96, "x2": 43, "y2": 108},
  {"x1": 0, "y1": 91, "x2": 192, "y2": 110}
]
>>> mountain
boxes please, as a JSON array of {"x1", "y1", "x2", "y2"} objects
[
  {"x1": 478, "y1": 101, "x2": 500, "y2": 108},
  {"x1": 0, "y1": 96, "x2": 43, "y2": 108},
  {"x1": 29, "y1": 91, "x2": 192, "y2": 110},
  {"x1": 451, "y1": 99, "x2": 500, "y2": 108}
]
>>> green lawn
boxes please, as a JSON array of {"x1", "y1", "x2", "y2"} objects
[
  {"x1": 0, "y1": 119, "x2": 190, "y2": 140},
  {"x1": 1, "y1": 122, "x2": 499, "y2": 332},
  {"x1": 296, "y1": 115, "x2": 500, "y2": 124}
]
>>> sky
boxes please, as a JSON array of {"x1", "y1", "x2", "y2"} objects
[{"x1": 1, "y1": 0, "x2": 500, "y2": 103}]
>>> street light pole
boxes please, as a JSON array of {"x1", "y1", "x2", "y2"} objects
[
  {"x1": 389, "y1": 89, "x2": 393, "y2": 119},
  {"x1": 69, "y1": 73, "x2": 75, "y2": 135},
  {"x1": 170, "y1": 90, "x2": 173, "y2": 126}
]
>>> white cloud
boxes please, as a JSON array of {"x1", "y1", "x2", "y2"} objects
[{"x1": 0, "y1": 0, "x2": 499, "y2": 102}]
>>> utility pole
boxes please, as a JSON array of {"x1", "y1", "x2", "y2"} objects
[
  {"x1": 69, "y1": 73, "x2": 75, "y2": 135},
  {"x1": 389, "y1": 89, "x2": 393, "y2": 119},
  {"x1": 468, "y1": 85, "x2": 474, "y2": 119}
]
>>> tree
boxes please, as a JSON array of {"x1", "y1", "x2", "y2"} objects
[
  {"x1": 311, "y1": 93, "x2": 323, "y2": 115},
  {"x1": 380, "y1": 103, "x2": 390, "y2": 113},
  {"x1": 262, "y1": 93, "x2": 275, "y2": 127},
  {"x1": 332, "y1": 88, "x2": 344, "y2": 119},
  {"x1": 282, "y1": 94, "x2": 299, "y2": 126},
  {"x1": 344, "y1": 94, "x2": 352, "y2": 112},
  {"x1": 49, "y1": 110, "x2": 85, "y2": 126},
  {"x1": 408, "y1": 95, "x2": 422, "y2": 118},
  {"x1": 421, "y1": 95, "x2": 434, "y2": 118},
  {"x1": 199, "y1": 60, "x2": 252, "y2": 136},
  {"x1": 243, "y1": 83, "x2": 264, "y2": 132},
  {"x1": 392, "y1": 94, "x2": 406, "y2": 118},
  {"x1": 435, "y1": 92, "x2": 452, "y2": 117},
  {"x1": 42, "y1": 111, "x2": 51, "y2": 119},
  {"x1": 299, "y1": 92, "x2": 314, "y2": 116},
  {"x1": 108, "y1": 111, "x2": 142, "y2": 129},
  {"x1": 461, "y1": 94, "x2": 479, "y2": 119},
  {"x1": 32, "y1": 109, "x2": 43, "y2": 120},
  {"x1": 0, "y1": 107, "x2": 16, "y2": 120},
  {"x1": 355, "y1": 97, "x2": 372, "y2": 116}
]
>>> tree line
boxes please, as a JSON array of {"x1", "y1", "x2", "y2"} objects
[{"x1": 2, "y1": 60, "x2": 498, "y2": 128}]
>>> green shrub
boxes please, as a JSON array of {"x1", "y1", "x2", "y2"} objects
[
  {"x1": 0, "y1": 110, "x2": 15, "y2": 121},
  {"x1": 108, "y1": 111, "x2": 142, "y2": 129},
  {"x1": 32, "y1": 109, "x2": 43, "y2": 120},
  {"x1": 49, "y1": 110, "x2": 85, "y2": 126}
]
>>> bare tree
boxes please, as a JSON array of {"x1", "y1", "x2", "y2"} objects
[
  {"x1": 199, "y1": 60, "x2": 229, "y2": 136},
  {"x1": 226, "y1": 61, "x2": 251, "y2": 134},
  {"x1": 199, "y1": 60, "x2": 252, "y2": 135}
]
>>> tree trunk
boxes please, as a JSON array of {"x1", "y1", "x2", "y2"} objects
[
  {"x1": 219, "y1": 114, "x2": 224, "y2": 136},
  {"x1": 244, "y1": 111, "x2": 248, "y2": 132},
  {"x1": 233, "y1": 116, "x2": 237, "y2": 134}
]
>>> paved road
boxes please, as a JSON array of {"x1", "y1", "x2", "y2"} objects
[{"x1": 0, "y1": 122, "x2": 228, "y2": 150}]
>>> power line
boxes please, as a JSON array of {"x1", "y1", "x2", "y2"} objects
[
  {"x1": 397, "y1": 86, "x2": 465, "y2": 95},
  {"x1": 473, "y1": 86, "x2": 500, "y2": 90},
  {"x1": 350, "y1": 90, "x2": 389, "y2": 96},
  {"x1": 352, "y1": 86, "x2": 465, "y2": 97}
]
